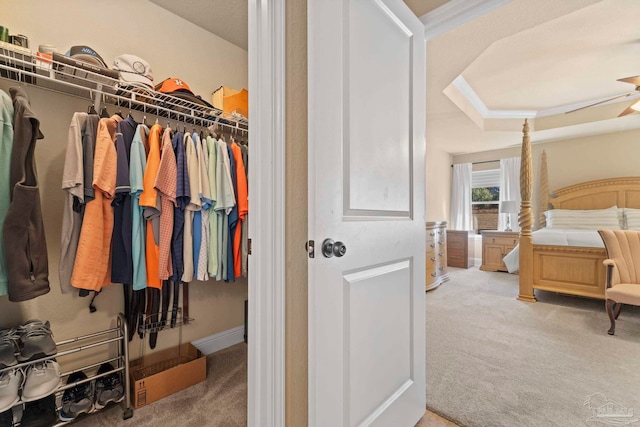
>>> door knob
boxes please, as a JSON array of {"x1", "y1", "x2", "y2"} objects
[{"x1": 322, "y1": 239, "x2": 347, "y2": 258}]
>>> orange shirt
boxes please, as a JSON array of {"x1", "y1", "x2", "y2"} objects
[
  {"x1": 231, "y1": 142, "x2": 248, "y2": 277},
  {"x1": 71, "y1": 116, "x2": 121, "y2": 291},
  {"x1": 140, "y1": 124, "x2": 162, "y2": 289}
]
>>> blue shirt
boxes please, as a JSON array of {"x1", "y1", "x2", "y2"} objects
[
  {"x1": 172, "y1": 131, "x2": 188, "y2": 282},
  {"x1": 226, "y1": 144, "x2": 238, "y2": 282}
]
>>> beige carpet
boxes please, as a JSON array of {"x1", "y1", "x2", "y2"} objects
[
  {"x1": 426, "y1": 267, "x2": 640, "y2": 427},
  {"x1": 72, "y1": 343, "x2": 247, "y2": 427}
]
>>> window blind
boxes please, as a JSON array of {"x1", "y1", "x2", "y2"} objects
[{"x1": 472, "y1": 169, "x2": 500, "y2": 188}]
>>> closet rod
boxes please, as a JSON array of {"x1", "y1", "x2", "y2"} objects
[{"x1": 0, "y1": 52, "x2": 248, "y2": 132}]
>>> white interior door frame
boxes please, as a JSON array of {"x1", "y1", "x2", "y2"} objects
[{"x1": 247, "y1": 1, "x2": 286, "y2": 427}]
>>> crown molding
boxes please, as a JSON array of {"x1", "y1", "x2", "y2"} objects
[{"x1": 421, "y1": 0, "x2": 514, "y2": 40}]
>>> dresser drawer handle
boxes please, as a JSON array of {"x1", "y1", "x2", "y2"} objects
[
  {"x1": 438, "y1": 267, "x2": 444, "y2": 272},
  {"x1": 429, "y1": 232, "x2": 435, "y2": 237},
  {"x1": 430, "y1": 244, "x2": 435, "y2": 248},
  {"x1": 431, "y1": 272, "x2": 437, "y2": 277},
  {"x1": 430, "y1": 257, "x2": 436, "y2": 262},
  {"x1": 437, "y1": 231, "x2": 444, "y2": 235},
  {"x1": 438, "y1": 252, "x2": 444, "y2": 257},
  {"x1": 513, "y1": 239, "x2": 517, "y2": 244},
  {"x1": 492, "y1": 238, "x2": 495, "y2": 243},
  {"x1": 438, "y1": 240, "x2": 444, "y2": 245}
]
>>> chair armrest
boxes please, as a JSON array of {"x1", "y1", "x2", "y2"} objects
[{"x1": 603, "y1": 259, "x2": 616, "y2": 288}]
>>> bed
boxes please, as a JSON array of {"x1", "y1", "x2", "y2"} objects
[{"x1": 516, "y1": 120, "x2": 640, "y2": 301}]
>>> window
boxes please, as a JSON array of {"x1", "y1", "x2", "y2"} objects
[{"x1": 472, "y1": 169, "x2": 500, "y2": 232}]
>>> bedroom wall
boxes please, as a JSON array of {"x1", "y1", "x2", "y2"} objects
[
  {"x1": 451, "y1": 128, "x2": 640, "y2": 225},
  {"x1": 0, "y1": 0, "x2": 248, "y2": 359},
  {"x1": 426, "y1": 145, "x2": 452, "y2": 222}
]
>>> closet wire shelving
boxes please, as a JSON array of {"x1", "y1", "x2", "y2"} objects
[
  {"x1": 0, "y1": 313, "x2": 133, "y2": 426},
  {"x1": 0, "y1": 42, "x2": 249, "y2": 134}
]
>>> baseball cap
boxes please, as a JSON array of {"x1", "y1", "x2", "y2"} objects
[
  {"x1": 113, "y1": 54, "x2": 154, "y2": 87},
  {"x1": 155, "y1": 77, "x2": 214, "y2": 109},
  {"x1": 66, "y1": 45, "x2": 107, "y2": 68}
]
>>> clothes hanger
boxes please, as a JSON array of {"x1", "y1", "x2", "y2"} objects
[
  {"x1": 99, "y1": 106, "x2": 110, "y2": 118},
  {"x1": 87, "y1": 103, "x2": 97, "y2": 115}
]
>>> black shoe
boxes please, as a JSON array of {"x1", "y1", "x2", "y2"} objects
[
  {"x1": 20, "y1": 394, "x2": 56, "y2": 427},
  {"x1": 0, "y1": 408, "x2": 12, "y2": 427}
]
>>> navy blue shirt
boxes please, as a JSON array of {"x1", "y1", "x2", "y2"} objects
[
  {"x1": 171, "y1": 131, "x2": 189, "y2": 282},
  {"x1": 226, "y1": 144, "x2": 238, "y2": 282},
  {"x1": 111, "y1": 116, "x2": 138, "y2": 284}
]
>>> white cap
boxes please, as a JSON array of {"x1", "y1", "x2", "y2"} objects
[{"x1": 113, "y1": 54, "x2": 153, "y2": 87}]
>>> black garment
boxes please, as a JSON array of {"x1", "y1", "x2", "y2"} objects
[
  {"x1": 111, "y1": 116, "x2": 138, "y2": 284},
  {"x1": 4, "y1": 87, "x2": 49, "y2": 302}
]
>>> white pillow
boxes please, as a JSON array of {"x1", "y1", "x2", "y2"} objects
[
  {"x1": 624, "y1": 208, "x2": 640, "y2": 230},
  {"x1": 544, "y1": 206, "x2": 620, "y2": 230}
]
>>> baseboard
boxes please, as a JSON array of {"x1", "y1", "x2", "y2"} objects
[
  {"x1": 192, "y1": 325, "x2": 245, "y2": 356},
  {"x1": 473, "y1": 257, "x2": 482, "y2": 267}
]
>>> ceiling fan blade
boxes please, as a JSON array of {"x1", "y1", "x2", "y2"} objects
[
  {"x1": 617, "y1": 76, "x2": 640, "y2": 86},
  {"x1": 565, "y1": 92, "x2": 636, "y2": 114},
  {"x1": 618, "y1": 105, "x2": 637, "y2": 117}
]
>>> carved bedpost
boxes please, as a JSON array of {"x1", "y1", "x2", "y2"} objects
[
  {"x1": 538, "y1": 150, "x2": 548, "y2": 229},
  {"x1": 518, "y1": 119, "x2": 536, "y2": 302}
]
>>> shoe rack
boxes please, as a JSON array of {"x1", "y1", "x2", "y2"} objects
[{"x1": 0, "y1": 313, "x2": 133, "y2": 425}]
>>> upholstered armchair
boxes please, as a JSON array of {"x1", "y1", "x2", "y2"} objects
[{"x1": 598, "y1": 230, "x2": 640, "y2": 335}]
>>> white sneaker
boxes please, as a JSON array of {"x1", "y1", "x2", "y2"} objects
[
  {"x1": 21, "y1": 361, "x2": 60, "y2": 402},
  {"x1": 0, "y1": 369, "x2": 21, "y2": 412}
]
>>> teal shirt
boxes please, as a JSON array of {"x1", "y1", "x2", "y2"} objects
[
  {"x1": 0, "y1": 90, "x2": 14, "y2": 296},
  {"x1": 130, "y1": 125, "x2": 149, "y2": 290}
]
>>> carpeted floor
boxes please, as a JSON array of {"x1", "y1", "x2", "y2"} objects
[
  {"x1": 72, "y1": 342, "x2": 247, "y2": 427},
  {"x1": 426, "y1": 267, "x2": 640, "y2": 427}
]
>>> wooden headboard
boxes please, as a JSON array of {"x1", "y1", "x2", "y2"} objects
[{"x1": 550, "y1": 177, "x2": 640, "y2": 210}]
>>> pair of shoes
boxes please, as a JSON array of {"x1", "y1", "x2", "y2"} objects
[
  {"x1": 59, "y1": 363, "x2": 125, "y2": 421},
  {"x1": 20, "y1": 394, "x2": 56, "y2": 427},
  {"x1": 59, "y1": 372, "x2": 93, "y2": 421},
  {"x1": 0, "y1": 370, "x2": 21, "y2": 412},
  {"x1": 0, "y1": 320, "x2": 56, "y2": 369},
  {"x1": 0, "y1": 360, "x2": 60, "y2": 414},
  {"x1": 21, "y1": 361, "x2": 61, "y2": 402},
  {"x1": 17, "y1": 321, "x2": 56, "y2": 363},
  {"x1": 94, "y1": 363, "x2": 124, "y2": 409}
]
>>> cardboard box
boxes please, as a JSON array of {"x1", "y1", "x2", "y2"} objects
[
  {"x1": 130, "y1": 342, "x2": 206, "y2": 409},
  {"x1": 212, "y1": 85, "x2": 248, "y2": 118}
]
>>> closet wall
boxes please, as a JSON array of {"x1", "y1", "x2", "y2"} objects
[{"x1": 0, "y1": 0, "x2": 249, "y2": 351}]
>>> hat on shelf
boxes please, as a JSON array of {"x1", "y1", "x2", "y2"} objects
[
  {"x1": 155, "y1": 77, "x2": 215, "y2": 109},
  {"x1": 65, "y1": 45, "x2": 108, "y2": 68},
  {"x1": 113, "y1": 54, "x2": 154, "y2": 87}
]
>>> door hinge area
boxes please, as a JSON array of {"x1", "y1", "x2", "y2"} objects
[
  {"x1": 248, "y1": 239, "x2": 252, "y2": 255},
  {"x1": 306, "y1": 240, "x2": 315, "y2": 258}
]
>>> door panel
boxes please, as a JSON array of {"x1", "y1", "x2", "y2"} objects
[
  {"x1": 309, "y1": 0, "x2": 426, "y2": 426},
  {"x1": 346, "y1": 0, "x2": 413, "y2": 216},
  {"x1": 345, "y1": 260, "x2": 413, "y2": 426}
]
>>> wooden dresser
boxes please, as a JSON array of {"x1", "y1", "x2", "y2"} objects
[
  {"x1": 480, "y1": 231, "x2": 519, "y2": 272},
  {"x1": 447, "y1": 230, "x2": 474, "y2": 268},
  {"x1": 426, "y1": 222, "x2": 449, "y2": 291}
]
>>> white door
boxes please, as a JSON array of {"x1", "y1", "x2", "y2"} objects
[{"x1": 308, "y1": 0, "x2": 426, "y2": 426}]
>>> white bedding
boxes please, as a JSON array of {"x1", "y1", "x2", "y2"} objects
[{"x1": 502, "y1": 228, "x2": 605, "y2": 273}]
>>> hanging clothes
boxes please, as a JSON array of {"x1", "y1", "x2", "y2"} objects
[
  {"x1": 0, "y1": 90, "x2": 13, "y2": 297},
  {"x1": 111, "y1": 116, "x2": 138, "y2": 284},
  {"x1": 4, "y1": 87, "x2": 49, "y2": 302},
  {"x1": 71, "y1": 115, "x2": 122, "y2": 292},
  {"x1": 155, "y1": 128, "x2": 177, "y2": 280},
  {"x1": 130, "y1": 124, "x2": 149, "y2": 291},
  {"x1": 182, "y1": 132, "x2": 199, "y2": 283},
  {"x1": 140, "y1": 124, "x2": 162, "y2": 289},
  {"x1": 230, "y1": 141, "x2": 248, "y2": 278},
  {"x1": 59, "y1": 112, "x2": 87, "y2": 294},
  {"x1": 214, "y1": 138, "x2": 235, "y2": 281},
  {"x1": 171, "y1": 130, "x2": 188, "y2": 284},
  {"x1": 206, "y1": 135, "x2": 218, "y2": 277},
  {"x1": 226, "y1": 143, "x2": 238, "y2": 282},
  {"x1": 240, "y1": 143, "x2": 249, "y2": 278},
  {"x1": 194, "y1": 132, "x2": 212, "y2": 281}
]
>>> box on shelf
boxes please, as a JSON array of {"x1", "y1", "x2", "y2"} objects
[
  {"x1": 130, "y1": 342, "x2": 206, "y2": 409},
  {"x1": 212, "y1": 85, "x2": 248, "y2": 118}
]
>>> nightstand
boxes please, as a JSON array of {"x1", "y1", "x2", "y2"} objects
[
  {"x1": 447, "y1": 230, "x2": 474, "y2": 268},
  {"x1": 480, "y1": 231, "x2": 519, "y2": 272}
]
